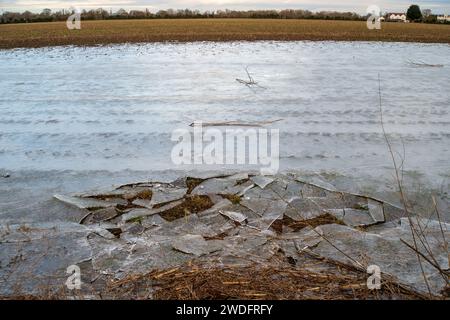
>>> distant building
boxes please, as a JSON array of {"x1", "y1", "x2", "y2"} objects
[
  {"x1": 422, "y1": 9, "x2": 432, "y2": 17},
  {"x1": 437, "y1": 15, "x2": 450, "y2": 22},
  {"x1": 388, "y1": 13, "x2": 408, "y2": 22}
]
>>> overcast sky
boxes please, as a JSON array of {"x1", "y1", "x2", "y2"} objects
[{"x1": 1, "y1": 0, "x2": 449, "y2": 14}]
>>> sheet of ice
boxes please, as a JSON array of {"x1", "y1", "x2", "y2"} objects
[{"x1": 0, "y1": 41, "x2": 449, "y2": 189}]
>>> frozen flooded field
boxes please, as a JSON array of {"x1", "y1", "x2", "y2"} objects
[{"x1": 0, "y1": 41, "x2": 449, "y2": 222}]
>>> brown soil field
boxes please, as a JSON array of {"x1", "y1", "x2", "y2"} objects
[{"x1": 1, "y1": 19, "x2": 450, "y2": 49}]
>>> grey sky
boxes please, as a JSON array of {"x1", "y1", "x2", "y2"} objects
[{"x1": 1, "y1": 1, "x2": 449, "y2": 14}]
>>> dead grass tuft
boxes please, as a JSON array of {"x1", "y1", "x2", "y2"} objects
[
  {"x1": 272, "y1": 213, "x2": 344, "y2": 233},
  {"x1": 186, "y1": 177, "x2": 204, "y2": 194},
  {"x1": 135, "y1": 189, "x2": 152, "y2": 200},
  {"x1": 221, "y1": 194, "x2": 242, "y2": 205},
  {"x1": 159, "y1": 195, "x2": 214, "y2": 221}
]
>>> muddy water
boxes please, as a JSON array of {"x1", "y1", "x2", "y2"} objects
[{"x1": 0, "y1": 41, "x2": 449, "y2": 222}]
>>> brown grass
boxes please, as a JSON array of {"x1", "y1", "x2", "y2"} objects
[
  {"x1": 105, "y1": 263, "x2": 424, "y2": 300},
  {"x1": 186, "y1": 177, "x2": 204, "y2": 194},
  {"x1": 158, "y1": 195, "x2": 214, "y2": 221},
  {"x1": 134, "y1": 189, "x2": 153, "y2": 200},
  {"x1": 221, "y1": 194, "x2": 242, "y2": 205},
  {"x1": 1, "y1": 19, "x2": 450, "y2": 49},
  {"x1": 272, "y1": 213, "x2": 345, "y2": 233},
  {"x1": 3, "y1": 263, "x2": 425, "y2": 300}
]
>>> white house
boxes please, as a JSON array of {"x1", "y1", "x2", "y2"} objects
[
  {"x1": 388, "y1": 13, "x2": 407, "y2": 22},
  {"x1": 437, "y1": 15, "x2": 450, "y2": 22}
]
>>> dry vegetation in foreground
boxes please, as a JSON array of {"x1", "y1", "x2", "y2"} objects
[
  {"x1": 4, "y1": 263, "x2": 426, "y2": 300},
  {"x1": 1, "y1": 19, "x2": 450, "y2": 49},
  {"x1": 105, "y1": 263, "x2": 426, "y2": 300}
]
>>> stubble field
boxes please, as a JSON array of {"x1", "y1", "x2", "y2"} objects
[{"x1": 1, "y1": 18, "x2": 450, "y2": 49}]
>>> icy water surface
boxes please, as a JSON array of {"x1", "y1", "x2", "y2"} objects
[{"x1": 0, "y1": 41, "x2": 450, "y2": 217}]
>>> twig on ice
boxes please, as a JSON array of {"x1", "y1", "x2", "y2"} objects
[
  {"x1": 407, "y1": 60, "x2": 444, "y2": 68},
  {"x1": 236, "y1": 66, "x2": 266, "y2": 89},
  {"x1": 189, "y1": 119, "x2": 283, "y2": 127}
]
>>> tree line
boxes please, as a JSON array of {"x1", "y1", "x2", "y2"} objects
[
  {"x1": 0, "y1": 7, "x2": 447, "y2": 24},
  {"x1": 0, "y1": 8, "x2": 365, "y2": 24}
]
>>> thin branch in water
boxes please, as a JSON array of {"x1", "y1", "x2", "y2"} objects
[
  {"x1": 236, "y1": 66, "x2": 266, "y2": 89},
  {"x1": 189, "y1": 119, "x2": 282, "y2": 127},
  {"x1": 400, "y1": 238, "x2": 449, "y2": 279},
  {"x1": 407, "y1": 60, "x2": 444, "y2": 68},
  {"x1": 431, "y1": 196, "x2": 450, "y2": 272},
  {"x1": 378, "y1": 76, "x2": 428, "y2": 287},
  {"x1": 378, "y1": 74, "x2": 433, "y2": 297}
]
